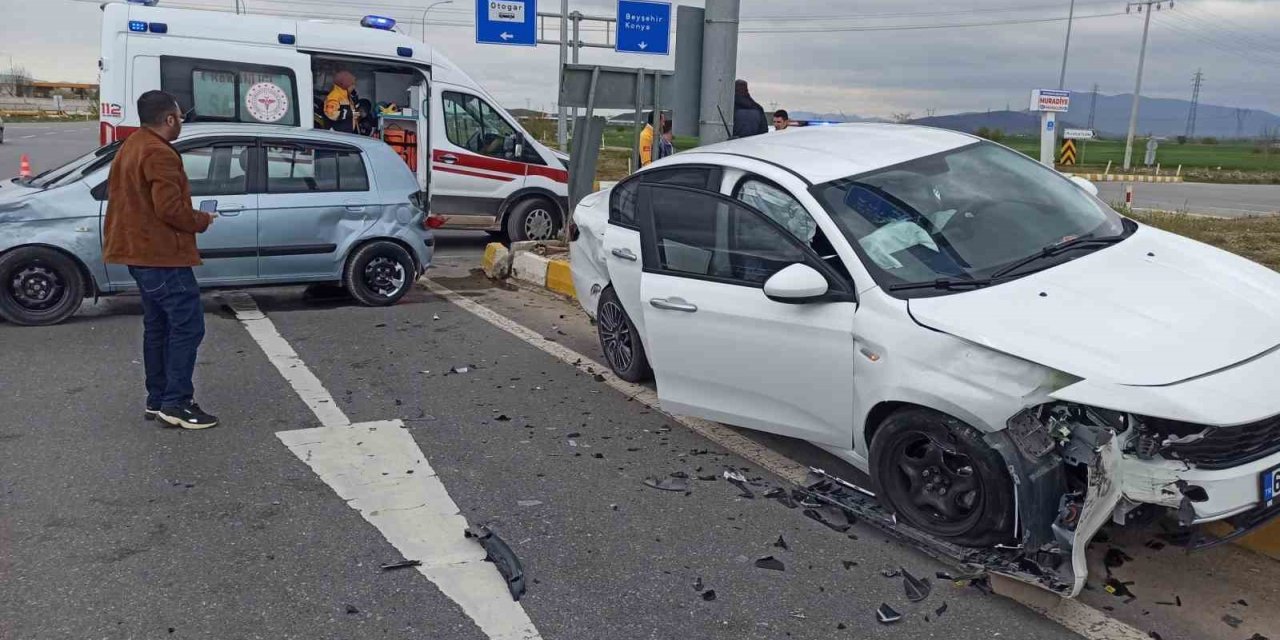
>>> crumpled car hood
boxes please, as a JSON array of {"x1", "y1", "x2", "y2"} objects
[{"x1": 908, "y1": 224, "x2": 1280, "y2": 387}]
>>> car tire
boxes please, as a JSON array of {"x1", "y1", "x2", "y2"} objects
[
  {"x1": 343, "y1": 241, "x2": 415, "y2": 307},
  {"x1": 596, "y1": 287, "x2": 651, "y2": 383},
  {"x1": 0, "y1": 246, "x2": 86, "y2": 326},
  {"x1": 870, "y1": 407, "x2": 1015, "y2": 548},
  {"x1": 505, "y1": 197, "x2": 559, "y2": 243}
]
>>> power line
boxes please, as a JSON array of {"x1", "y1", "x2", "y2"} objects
[
  {"x1": 739, "y1": 0, "x2": 1118, "y2": 22},
  {"x1": 739, "y1": 11, "x2": 1126, "y2": 34}
]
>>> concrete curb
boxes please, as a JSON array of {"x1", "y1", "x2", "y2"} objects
[
  {"x1": 1067, "y1": 173, "x2": 1184, "y2": 183},
  {"x1": 482, "y1": 242, "x2": 577, "y2": 300}
]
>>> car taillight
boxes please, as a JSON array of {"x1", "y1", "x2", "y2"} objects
[{"x1": 425, "y1": 214, "x2": 447, "y2": 229}]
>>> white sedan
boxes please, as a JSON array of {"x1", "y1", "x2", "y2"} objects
[{"x1": 570, "y1": 124, "x2": 1280, "y2": 596}]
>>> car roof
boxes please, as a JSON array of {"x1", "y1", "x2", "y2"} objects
[
  {"x1": 178, "y1": 123, "x2": 388, "y2": 149},
  {"x1": 688, "y1": 123, "x2": 979, "y2": 185}
]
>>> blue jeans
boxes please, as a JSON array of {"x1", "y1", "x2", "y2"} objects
[{"x1": 128, "y1": 266, "x2": 205, "y2": 409}]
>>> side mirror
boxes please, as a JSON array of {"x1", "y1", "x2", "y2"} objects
[
  {"x1": 1070, "y1": 175, "x2": 1099, "y2": 197},
  {"x1": 763, "y1": 263, "x2": 829, "y2": 303}
]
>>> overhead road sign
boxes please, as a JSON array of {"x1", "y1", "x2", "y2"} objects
[
  {"x1": 476, "y1": 0, "x2": 536, "y2": 47},
  {"x1": 1063, "y1": 128, "x2": 1095, "y2": 140},
  {"x1": 1030, "y1": 89, "x2": 1071, "y2": 113},
  {"x1": 615, "y1": 0, "x2": 672, "y2": 55}
]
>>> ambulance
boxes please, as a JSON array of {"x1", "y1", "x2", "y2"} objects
[{"x1": 98, "y1": 0, "x2": 569, "y2": 242}]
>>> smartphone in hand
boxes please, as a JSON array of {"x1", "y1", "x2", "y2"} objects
[{"x1": 198, "y1": 200, "x2": 218, "y2": 214}]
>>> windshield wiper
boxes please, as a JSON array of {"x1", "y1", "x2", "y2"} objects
[
  {"x1": 888, "y1": 277, "x2": 998, "y2": 292},
  {"x1": 989, "y1": 234, "x2": 1126, "y2": 280}
]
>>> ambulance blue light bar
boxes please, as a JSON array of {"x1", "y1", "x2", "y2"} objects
[
  {"x1": 128, "y1": 21, "x2": 147, "y2": 32},
  {"x1": 361, "y1": 15, "x2": 396, "y2": 30}
]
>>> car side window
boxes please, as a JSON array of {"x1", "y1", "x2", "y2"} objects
[
  {"x1": 181, "y1": 144, "x2": 251, "y2": 197},
  {"x1": 610, "y1": 167, "x2": 714, "y2": 228},
  {"x1": 265, "y1": 145, "x2": 368, "y2": 193},
  {"x1": 734, "y1": 179, "x2": 817, "y2": 244},
  {"x1": 442, "y1": 91, "x2": 533, "y2": 163},
  {"x1": 645, "y1": 184, "x2": 810, "y2": 287}
]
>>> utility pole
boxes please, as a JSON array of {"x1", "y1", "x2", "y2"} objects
[
  {"x1": 557, "y1": 0, "x2": 569, "y2": 150},
  {"x1": 1185, "y1": 69, "x2": 1202, "y2": 139},
  {"x1": 1123, "y1": 1, "x2": 1168, "y2": 171},
  {"x1": 234, "y1": 0, "x2": 241, "y2": 14},
  {"x1": 1087, "y1": 83, "x2": 1099, "y2": 130},
  {"x1": 1058, "y1": 0, "x2": 1075, "y2": 90}
]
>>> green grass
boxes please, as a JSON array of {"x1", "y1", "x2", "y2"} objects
[{"x1": 998, "y1": 135, "x2": 1280, "y2": 183}]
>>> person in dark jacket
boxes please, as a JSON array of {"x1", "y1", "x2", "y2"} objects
[
  {"x1": 732, "y1": 79, "x2": 768, "y2": 138},
  {"x1": 102, "y1": 90, "x2": 219, "y2": 430}
]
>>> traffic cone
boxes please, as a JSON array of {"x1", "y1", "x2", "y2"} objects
[{"x1": 19, "y1": 154, "x2": 31, "y2": 178}]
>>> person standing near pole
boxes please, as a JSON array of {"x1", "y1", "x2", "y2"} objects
[
  {"x1": 102, "y1": 90, "x2": 219, "y2": 430},
  {"x1": 640, "y1": 111, "x2": 660, "y2": 167},
  {"x1": 732, "y1": 80, "x2": 768, "y2": 138}
]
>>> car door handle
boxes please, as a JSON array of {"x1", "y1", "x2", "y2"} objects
[
  {"x1": 345, "y1": 204, "x2": 366, "y2": 212},
  {"x1": 610, "y1": 248, "x2": 637, "y2": 262},
  {"x1": 440, "y1": 154, "x2": 458, "y2": 165},
  {"x1": 217, "y1": 204, "x2": 245, "y2": 217},
  {"x1": 650, "y1": 297, "x2": 697, "y2": 313}
]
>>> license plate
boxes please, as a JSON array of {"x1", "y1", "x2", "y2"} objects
[{"x1": 1264, "y1": 464, "x2": 1280, "y2": 508}]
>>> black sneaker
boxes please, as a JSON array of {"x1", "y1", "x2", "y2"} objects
[
  {"x1": 158, "y1": 402, "x2": 219, "y2": 430},
  {"x1": 145, "y1": 404, "x2": 161, "y2": 421}
]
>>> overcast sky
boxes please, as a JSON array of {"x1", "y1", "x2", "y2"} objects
[{"x1": 4, "y1": 0, "x2": 1277, "y2": 117}]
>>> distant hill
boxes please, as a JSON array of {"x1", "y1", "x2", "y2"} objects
[
  {"x1": 905, "y1": 93, "x2": 1280, "y2": 139},
  {"x1": 788, "y1": 111, "x2": 891, "y2": 124},
  {"x1": 908, "y1": 110, "x2": 1063, "y2": 136},
  {"x1": 510, "y1": 108, "x2": 553, "y2": 119}
]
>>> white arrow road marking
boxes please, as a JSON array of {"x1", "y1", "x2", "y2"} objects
[
  {"x1": 500, "y1": 32, "x2": 513, "y2": 40},
  {"x1": 220, "y1": 292, "x2": 542, "y2": 640}
]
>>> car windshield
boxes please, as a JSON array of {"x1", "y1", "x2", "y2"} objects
[
  {"x1": 810, "y1": 141, "x2": 1127, "y2": 295},
  {"x1": 21, "y1": 141, "x2": 122, "y2": 190}
]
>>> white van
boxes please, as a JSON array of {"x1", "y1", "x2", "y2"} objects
[{"x1": 98, "y1": 1, "x2": 569, "y2": 242}]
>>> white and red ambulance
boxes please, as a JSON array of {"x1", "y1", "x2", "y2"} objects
[{"x1": 98, "y1": 1, "x2": 569, "y2": 241}]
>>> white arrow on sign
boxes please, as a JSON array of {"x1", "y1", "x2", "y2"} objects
[
  {"x1": 500, "y1": 32, "x2": 514, "y2": 40},
  {"x1": 638, "y1": 41, "x2": 647, "y2": 50}
]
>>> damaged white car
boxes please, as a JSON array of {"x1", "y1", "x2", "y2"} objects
[{"x1": 569, "y1": 124, "x2": 1280, "y2": 596}]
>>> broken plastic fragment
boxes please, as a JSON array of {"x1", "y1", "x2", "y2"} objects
[
  {"x1": 344, "y1": 604, "x2": 360, "y2": 614},
  {"x1": 379, "y1": 559, "x2": 423, "y2": 571},
  {"x1": 880, "y1": 568, "x2": 901, "y2": 578},
  {"x1": 902, "y1": 568, "x2": 931, "y2": 603},
  {"x1": 1104, "y1": 577, "x2": 1136, "y2": 600},
  {"x1": 935, "y1": 602, "x2": 948, "y2": 619},
  {"x1": 495, "y1": 414, "x2": 512, "y2": 422},
  {"x1": 464, "y1": 525, "x2": 527, "y2": 601},
  {"x1": 842, "y1": 560, "x2": 857, "y2": 570},
  {"x1": 803, "y1": 505, "x2": 852, "y2": 532},
  {"x1": 1222, "y1": 615, "x2": 1243, "y2": 629},
  {"x1": 643, "y1": 476, "x2": 690, "y2": 492},
  {"x1": 701, "y1": 589, "x2": 717, "y2": 601},
  {"x1": 517, "y1": 500, "x2": 543, "y2": 507},
  {"x1": 773, "y1": 535, "x2": 789, "y2": 551},
  {"x1": 754, "y1": 555, "x2": 786, "y2": 571},
  {"x1": 763, "y1": 487, "x2": 797, "y2": 509},
  {"x1": 447, "y1": 365, "x2": 472, "y2": 374},
  {"x1": 693, "y1": 577, "x2": 703, "y2": 591},
  {"x1": 876, "y1": 603, "x2": 902, "y2": 624},
  {"x1": 722, "y1": 470, "x2": 755, "y2": 498}
]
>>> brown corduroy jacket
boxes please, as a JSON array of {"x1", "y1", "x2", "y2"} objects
[{"x1": 102, "y1": 128, "x2": 213, "y2": 267}]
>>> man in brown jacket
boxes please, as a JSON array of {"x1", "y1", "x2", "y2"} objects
[{"x1": 103, "y1": 90, "x2": 219, "y2": 430}]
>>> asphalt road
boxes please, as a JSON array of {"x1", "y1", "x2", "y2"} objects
[
  {"x1": 0, "y1": 120, "x2": 100, "y2": 178},
  {"x1": 1096, "y1": 181, "x2": 1280, "y2": 217},
  {"x1": 1, "y1": 250, "x2": 1084, "y2": 640}
]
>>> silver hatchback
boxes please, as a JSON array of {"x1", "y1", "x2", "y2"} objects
[{"x1": 0, "y1": 124, "x2": 434, "y2": 325}]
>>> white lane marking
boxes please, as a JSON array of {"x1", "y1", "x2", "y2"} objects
[
  {"x1": 422, "y1": 278, "x2": 1151, "y2": 640},
  {"x1": 222, "y1": 291, "x2": 543, "y2": 640},
  {"x1": 20, "y1": 134, "x2": 37, "y2": 139},
  {"x1": 220, "y1": 292, "x2": 349, "y2": 428},
  {"x1": 278, "y1": 421, "x2": 542, "y2": 640}
]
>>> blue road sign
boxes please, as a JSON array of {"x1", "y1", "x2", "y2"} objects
[
  {"x1": 615, "y1": 0, "x2": 671, "y2": 55},
  {"x1": 476, "y1": 0, "x2": 536, "y2": 47}
]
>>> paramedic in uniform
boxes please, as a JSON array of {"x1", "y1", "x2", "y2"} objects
[{"x1": 323, "y1": 70, "x2": 359, "y2": 133}]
